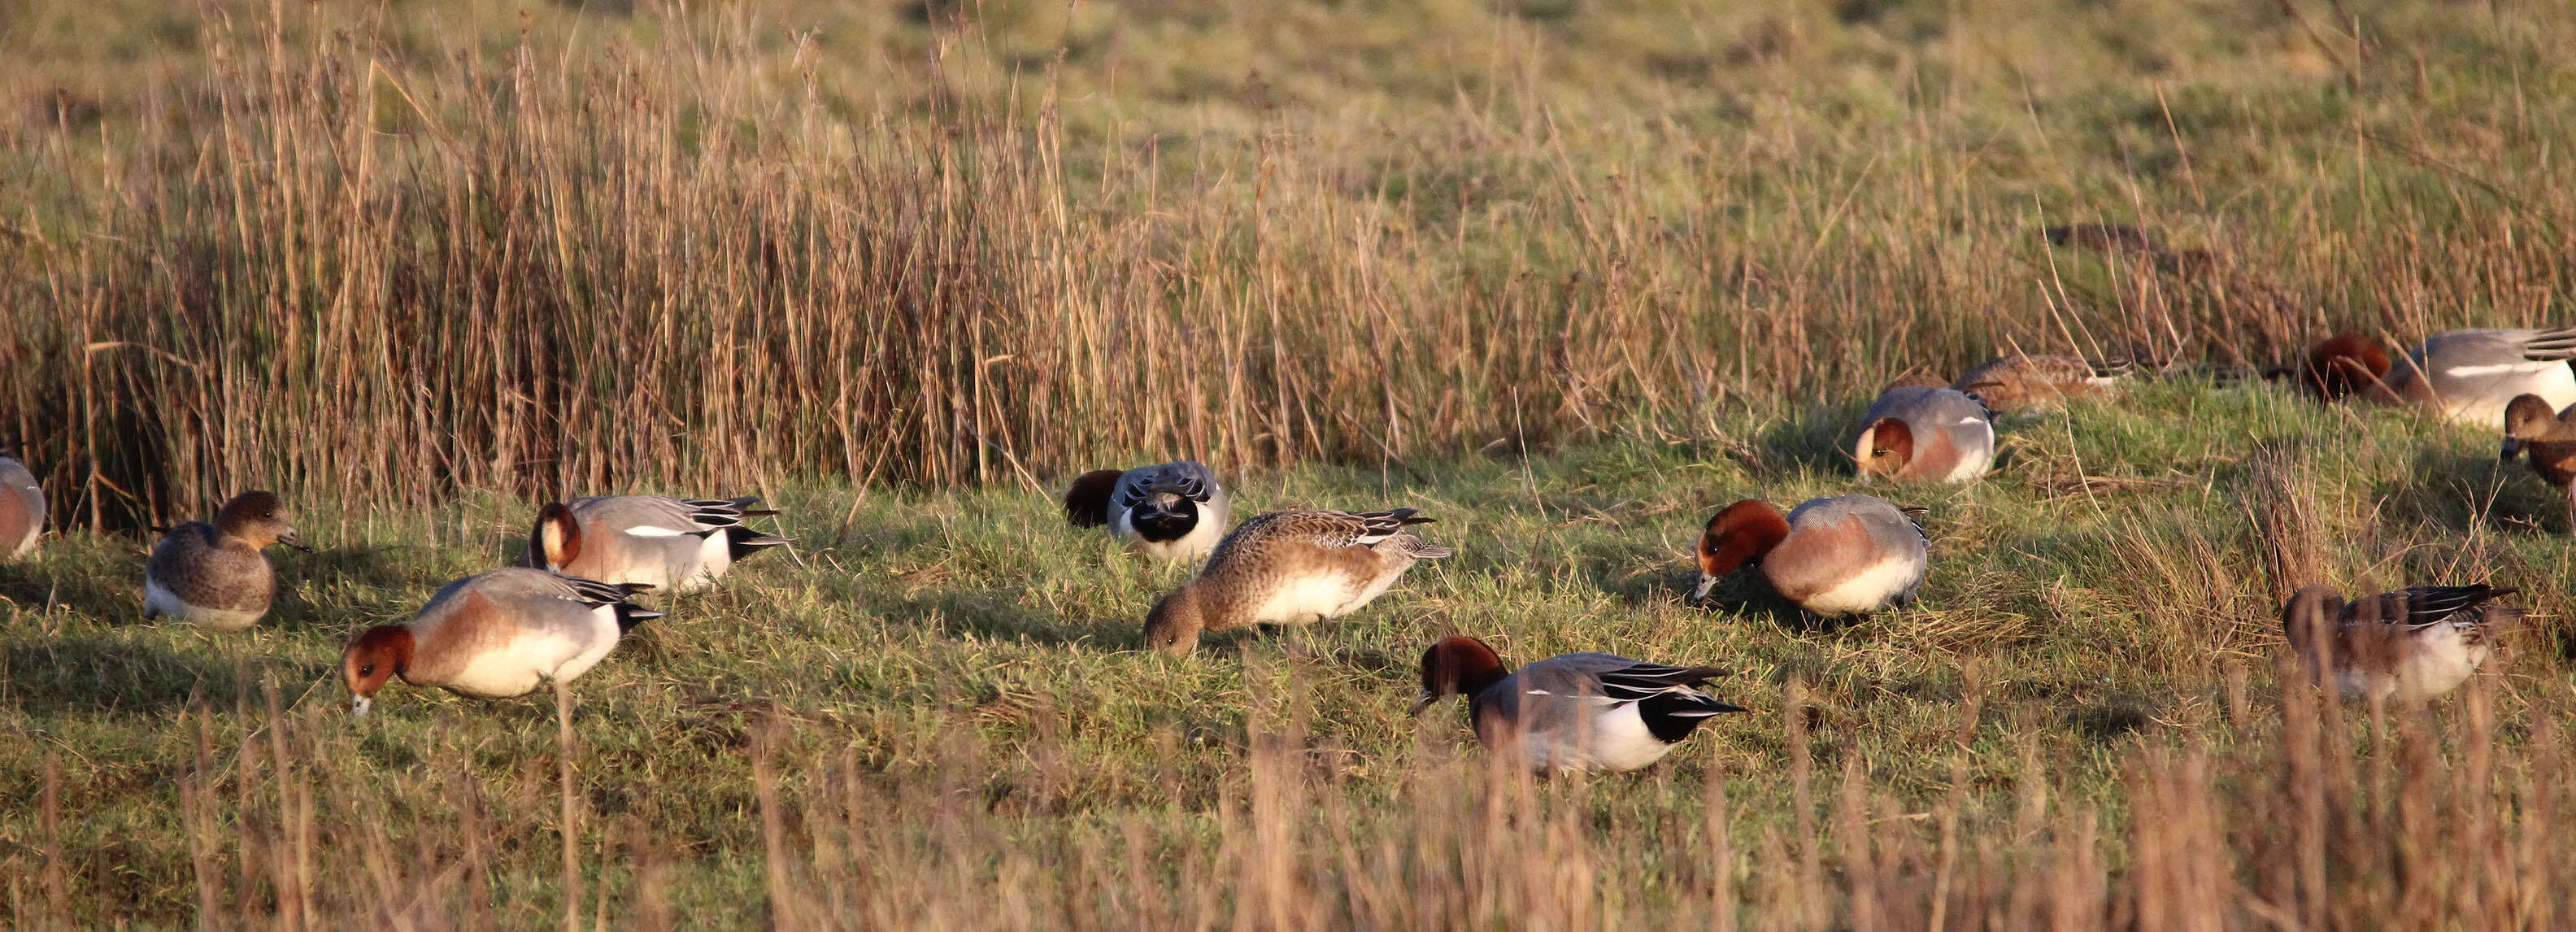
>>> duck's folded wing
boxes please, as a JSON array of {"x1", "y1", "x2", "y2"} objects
[
  {"x1": 2393, "y1": 585, "x2": 2515, "y2": 626},
  {"x1": 2517, "y1": 327, "x2": 2576, "y2": 362},
  {"x1": 1116, "y1": 462, "x2": 1221, "y2": 508},
  {"x1": 1593, "y1": 663, "x2": 1730, "y2": 701}
]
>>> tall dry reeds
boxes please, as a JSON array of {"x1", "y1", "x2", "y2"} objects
[{"x1": 7, "y1": 2, "x2": 2566, "y2": 528}]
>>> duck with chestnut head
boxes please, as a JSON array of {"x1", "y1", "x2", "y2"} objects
[
  {"x1": 2302, "y1": 328, "x2": 2576, "y2": 429},
  {"x1": 2282, "y1": 583, "x2": 2520, "y2": 704},
  {"x1": 1412, "y1": 635, "x2": 1744, "y2": 775},
  {"x1": 1690, "y1": 495, "x2": 1927, "y2": 616},
  {"x1": 527, "y1": 495, "x2": 786, "y2": 595},
  {"x1": 342, "y1": 568, "x2": 659, "y2": 716},
  {"x1": 1852, "y1": 386, "x2": 1995, "y2": 484}
]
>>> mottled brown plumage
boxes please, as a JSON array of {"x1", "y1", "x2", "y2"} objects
[
  {"x1": 143, "y1": 491, "x2": 307, "y2": 630},
  {"x1": 1143, "y1": 508, "x2": 1451, "y2": 654}
]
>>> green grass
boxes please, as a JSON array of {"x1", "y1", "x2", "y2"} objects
[{"x1": 6, "y1": 377, "x2": 2574, "y2": 927}]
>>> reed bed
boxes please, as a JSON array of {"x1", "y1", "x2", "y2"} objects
[{"x1": 7, "y1": 0, "x2": 2573, "y2": 527}]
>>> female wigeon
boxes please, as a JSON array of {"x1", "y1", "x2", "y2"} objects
[
  {"x1": 1063, "y1": 461, "x2": 1231, "y2": 561},
  {"x1": 1143, "y1": 507, "x2": 1451, "y2": 654},
  {"x1": 528, "y1": 496, "x2": 786, "y2": 594},
  {"x1": 2501, "y1": 394, "x2": 2576, "y2": 486},
  {"x1": 0, "y1": 456, "x2": 41, "y2": 558},
  {"x1": 1954, "y1": 354, "x2": 2126, "y2": 413},
  {"x1": 1852, "y1": 386, "x2": 1995, "y2": 483},
  {"x1": 1690, "y1": 495, "x2": 1927, "y2": 616},
  {"x1": 1411, "y1": 635, "x2": 1745, "y2": 774},
  {"x1": 2282, "y1": 584, "x2": 2519, "y2": 703},
  {"x1": 342, "y1": 568, "x2": 659, "y2": 716},
  {"x1": 143, "y1": 491, "x2": 308, "y2": 629},
  {"x1": 2303, "y1": 329, "x2": 2576, "y2": 428}
]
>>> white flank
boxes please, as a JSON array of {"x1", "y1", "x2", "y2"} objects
[
  {"x1": 442, "y1": 605, "x2": 620, "y2": 698},
  {"x1": 1525, "y1": 703, "x2": 1677, "y2": 774},
  {"x1": 146, "y1": 578, "x2": 263, "y2": 630}
]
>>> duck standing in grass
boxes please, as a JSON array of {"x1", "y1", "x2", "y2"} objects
[
  {"x1": 2281, "y1": 583, "x2": 2519, "y2": 704},
  {"x1": 2303, "y1": 328, "x2": 2576, "y2": 428},
  {"x1": 342, "y1": 568, "x2": 659, "y2": 715},
  {"x1": 144, "y1": 490, "x2": 308, "y2": 629},
  {"x1": 528, "y1": 495, "x2": 786, "y2": 594},
  {"x1": 1412, "y1": 635, "x2": 1744, "y2": 774},
  {"x1": 1063, "y1": 461, "x2": 1231, "y2": 562},
  {"x1": 1690, "y1": 495, "x2": 1927, "y2": 616},
  {"x1": 1852, "y1": 385, "x2": 1995, "y2": 483},
  {"x1": 1143, "y1": 507, "x2": 1451, "y2": 654},
  {"x1": 0, "y1": 456, "x2": 41, "y2": 558}
]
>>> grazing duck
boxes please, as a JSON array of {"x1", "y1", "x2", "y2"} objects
[
  {"x1": 528, "y1": 496, "x2": 786, "y2": 594},
  {"x1": 2303, "y1": 328, "x2": 2576, "y2": 428},
  {"x1": 1954, "y1": 354, "x2": 2126, "y2": 413},
  {"x1": 1411, "y1": 635, "x2": 1745, "y2": 774},
  {"x1": 1143, "y1": 508, "x2": 1451, "y2": 654},
  {"x1": 1852, "y1": 386, "x2": 1995, "y2": 483},
  {"x1": 144, "y1": 491, "x2": 307, "y2": 629},
  {"x1": 1063, "y1": 461, "x2": 1231, "y2": 561},
  {"x1": 2502, "y1": 393, "x2": 2576, "y2": 486},
  {"x1": 1690, "y1": 495, "x2": 1927, "y2": 616},
  {"x1": 342, "y1": 568, "x2": 659, "y2": 716},
  {"x1": 1, "y1": 456, "x2": 41, "y2": 558},
  {"x1": 2282, "y1": 584, "x2": 2519, "y2": 703}
]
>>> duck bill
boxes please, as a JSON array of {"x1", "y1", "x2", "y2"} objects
[
  {"x1": 350, "y1": 695, "x2": 373, "y2": 717},
  {"x1": 1686, "y1": 573, "x2": 1721, "y2": 606},
  {"x1": 2501, "y1": 438, "x2": 2525, "y2": 463},
  {"x1": 279, "y1": 529, "x2": 314, "y2": 553},
  {"x1": 1407, "y1": 690, "x2": 1438, "y2": 716}
]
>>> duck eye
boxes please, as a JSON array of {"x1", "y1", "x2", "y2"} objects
[{"x1": 359, "y1": 664, "x2": 375, "y2": 677}]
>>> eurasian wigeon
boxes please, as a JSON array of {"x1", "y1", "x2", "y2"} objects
[
  {"x1": 0, "y1": 456, "x2": 41, "y2": 558},
  {"x1": 1954, "y1": 354, "x2": 2126, "y2": 413},
  {"x1": 342, "y1": 568, "x2": 659, "y2": 716},
  {"x1": 143, "y1": 491, "x2": 308, "y2": 629},
  {"x1": 1411, "y1": 635, "x2": 1745, "y2": 774},
  {"x1": 2282, "y1": 583, "x2": 2519, "y2": 704},
  {"x1": 528, "y1": 496, "x2": 786, "y2": 594},
  {"x1": 1143, "y1": 507, "x2": 1451, "y2": 654},
  {"x1": 1063, "y1": 461, "x2": 1231, "y2": 561},
  {"x1": 1690, "y1": 495, "x2": 1927, "y2": 616},
  {"x1": 2303, "y1": 329, "x2": 2576, "y2": 428},
  {"x1": 1852, "y1": 386, "x2": 1995, "y2": 483}
]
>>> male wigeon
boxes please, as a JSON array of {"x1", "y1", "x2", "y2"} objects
[
  {"x1": 1143, "y1": 507, "x2": 1451, "y2": 654},
  {"x1": 528, "y1": 496, "x2": 786, "y2": 594},
  {"x1": 2501, "y1": 394, "x2": 2576, "y2": 487},
  {"x1": 1690, "y1": 495, "x2": 1927, "y2": 616},
  {"x1": 2303, "y1": 329, "x2": 2576, "y2": 428},
  {"x1": 1954, "y1": 354, "x2": 2126, "y2": 413},
  {"x1": 1063, "y1": 461, "x2": 1231, "y2": 561},
  {"x1": 342, "y1": 568, "x2": 659, "y2": 716},
  {"x1": 2282, "y1": 584, "x2": 2519, "y2": 703},
  {"x1": 1411, "y1": 635, "x2": 1745, "y2": 774},
  {"x1": 1852, "y1": 386, "x2": 1995, "y2": 483},
  {"x1": 0, "y1": 456, "x2": 41, "y2": 558},
  {"x1": 143, "y1": 491, "x2": 308, "y2": 629}
]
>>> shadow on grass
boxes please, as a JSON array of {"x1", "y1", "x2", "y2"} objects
[
  {"x1": 1676, "y1": 570, "x2": 1878, "y2": 634},
  {"x1": 2378, "y1": 448, "x2": 2565, "y2": 534},
  {"x1": 0, "y1": 555, "x2": 139, "y2": 621},
  {"x1": 2, "y1": 637, "x2": 324, "y2": 716}
]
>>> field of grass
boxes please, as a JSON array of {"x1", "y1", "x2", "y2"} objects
[{"x1": 7, "y1": 0, "x2": 2576, "y2": 927}]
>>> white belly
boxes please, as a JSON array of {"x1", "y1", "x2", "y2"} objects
[
  {"x1": 439, "y1": 608, "x2": 621, "y2": 698},
  {"x1": 1778, "y1": 555, "x2": 1922, "y2": 616},
  {"x1": 146, "y1": 578, "x2": 264, "y2": 630}
]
